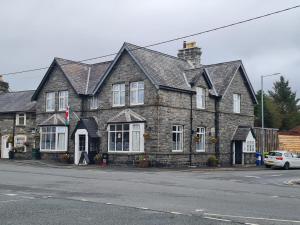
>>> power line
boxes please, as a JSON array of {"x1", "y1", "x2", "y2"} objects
[{"x1": 2, "y1": 4, "x2": 300, "y2": 76}]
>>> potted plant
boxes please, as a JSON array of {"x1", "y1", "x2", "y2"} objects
[
  {"x1": 143, "y1": 133, "x2": 150, "y2": 140},
  {"x1": 94, "y1": 153, "x2": 102, "y2": 165},
  {"x1": 137, "y1": 154, "x2": 150, "y2": 168},
  {"x1": 207, "y1": 156, "x2": 219, "y2": 167},
  {"x1": 23, "y1": 141, "x2": 30, "y2": 147},
  {"x1": 61, "y1": 153, "x2": 71, "y2": 164}
]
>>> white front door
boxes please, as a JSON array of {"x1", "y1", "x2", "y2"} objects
[
  {"x1": 1, "y1": 135, "x2": 11, "y2": 159},
  {"x1": 74, "y1": 129, "x2": 89, "y2": 165}
]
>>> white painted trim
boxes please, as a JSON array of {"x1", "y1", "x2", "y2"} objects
[
  {"x1": 74, "y1": 129, "x2": 89, "y2": 165},
  {"x1": 1, "y1": 135, "x2": 11, "y2": 159},
  {"x1": 39, "y1": 126, "x2": 68, "y2": 152},
  {"x1": 16, "y1": 113, "x2": 26, "y2": 126},
  {"x1": 85, "y1": 67, "x2": 91, "y2": 95},
  {"x1": 232, "y1": 141, "x2": 235, "y2": 165}
]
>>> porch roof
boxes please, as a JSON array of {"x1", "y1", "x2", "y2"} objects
[
  {"x1": 232, "y1": 126, "x2": 255, "y2": 141},
  {"x1": 72, "y1": 117, "x2": 99, "y2": 139}
]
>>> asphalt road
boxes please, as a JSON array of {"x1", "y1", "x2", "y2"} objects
[{"x1": 0, "y1": 161, "x2": 299, "y2": 225}]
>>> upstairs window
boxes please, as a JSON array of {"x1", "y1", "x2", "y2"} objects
[
  {"x1": 89, "y1": 96, "x2": 98, "y2": 110},
  {"x1": 16, "y1": 113, "x2": 26, "y2": 126},
  {"x1": 233, "y1": 94, "x2": 241, "y2": 113},
  {"x1": 112, "y1": 83, "x2": 125, "y2": 107},
  {"x1": 196, "y1": 87, "x2": 205, "y2": 109},
  {"x1": 196, "y1": 127, "x2": 205, "y2": 152},
  {"x1": 46, "y1": 92, "x2": 55, "y2": 112},
  {"x1": 58, "y1": 91, "x2": 68, "y2": 111},
  {"x1": 172, "y1": 125, "x2": 183, "y2": 152},
  {"x1": 130, "y1": 81, "x2": 144, "y2": 105}
]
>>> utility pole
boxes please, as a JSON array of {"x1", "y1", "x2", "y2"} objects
[{"x1": 260, "y1": 73, "x2": 280, "y2": 160}]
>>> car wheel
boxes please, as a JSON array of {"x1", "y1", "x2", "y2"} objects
[
  {"x1": 265, "y1": 165, "x2": 271, "y2": 168},
  {"x1": 283, "y1": 162, "x2": 290, "y2": 170}
]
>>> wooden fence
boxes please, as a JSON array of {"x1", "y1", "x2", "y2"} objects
[{"x1": 253, "y1": 127, "x2": 279, "y2": 153}]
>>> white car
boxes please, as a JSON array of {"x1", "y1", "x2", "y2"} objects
[{"x1": 264, "y1": 151, "x2": 300, "y2": 169}]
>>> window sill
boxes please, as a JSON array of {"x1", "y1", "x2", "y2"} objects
[
  {"x1": 40, "y1": 150, "x2": 67, "y2": 153},
  {"x1": 108, "y1": 151, "x2": 145, "y2": 154},
  {"x1": 172, "y1": 150, "x2": 183, "y2": 153},
  {"x1": 112, "y1": 105, "x2": 125, "y2": 108},
  {"x1": 196, "y1": 150, "x2": 205, "y2": 152},
  {"x1": 130, "y1": 103, "x2": 144, "y2": 106}
]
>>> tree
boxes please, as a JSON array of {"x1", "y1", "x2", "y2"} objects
[
  {"x1": 268, "y1": 76, "x2": 300, "y2": 130},
  {"x1": 254, "y1": 90, "x2": 282, "y2": 128}
]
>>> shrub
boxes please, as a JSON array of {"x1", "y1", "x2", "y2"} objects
[{"x1": 207, "y1": 156, "x2": 219, "y2": 167}]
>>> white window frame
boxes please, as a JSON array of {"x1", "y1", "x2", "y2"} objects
[
  {"x1": 40, "y1": 126, "x2": 68, "y2": 152},
  {"x1": 112, "y1": 83, "x2": 125, "y2": 107},
  {"x1": 172, "y1": 125, "x2": 183, "y2": 152},
  {"x1": 233, "y1": 94, "x2": 241, "y2": 113},
  {"x1": 89, "y1": 96, "x2": 98, "y2": 110},
  {"x1": 196, "y1": 87, "x2": 205, "y2": 109},
  {"x1": 243, "y1": 132, "x2": 256, "y2": 153},
  {"x1": 58, "y1": 91, "x2": 69, "y2": 111},
  {"x1": 46, "y1": 92, "x2": 56, "y2": 112},
  {"x1": 108, "y1": 123, "x2": 144, "y2": 153},
  {"x1": 196, "y1": 127, "x2": 206, "y2": 152},
  {"x1": 130, "y1": 81, "x2": 144, "y2": 105},
  {"x1": 14, "y1": 135, "x2": 27, "y2": 152},
  {"x1": 16, "y1": 113, "x2": 26, "y2": 126}
]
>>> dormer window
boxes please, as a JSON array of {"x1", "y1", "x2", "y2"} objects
[
  {"x1": 59, "y1": 91, "x2": 69, "y2": 111},
  {"x1": 16, "y1": 113, "x2": 26, "y2": 126},
  {"x1": 46, "y1": 92, "x2": 55, "y2": 112},
  {"x1": 130, "y1": 81, "x2": 144, "y2": 105},
  {"x1": 90, "y1": 96, "x2": 98, "y2": 110},
  {"x1": 196, "y1": 87, "x2": 205, "y2": 109}
]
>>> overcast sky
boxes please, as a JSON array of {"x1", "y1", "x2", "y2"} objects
[{"x1": 1, "y1": 0, "x2": 299, "y2": 95}]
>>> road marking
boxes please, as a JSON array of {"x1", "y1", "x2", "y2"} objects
[
  {"x1": 5, "y1": 193, "x2": 17, "y2": 196},
  {"x1": 140, "y1": 207, "x2": 149, "y2": 210},
  {"x1": 270, "y1": 174, "x2": 282, "y2": 177},
  {"x1": 204, "y1": 213, "x2": 300, "y2": 223},
  {"x1": 244, "y1": 176, "x2": 260, "y2": 179},
  {"x1": 0, "y1": 200, "x2": 21, "y2": 203},
  {"x1": 105, "y1": 202, "x2": 112, "y2": 205},
  {"x1": 170, "y1": 211, "x2": 183, "y2": 215},
  {"x1": 270, "y1": 195, "x2": 279, "y2": 198},
  {"x1": 203, "y1": 216, "x2": 231, "y2": 222},
  {"x1": 245, "y1": 223, "x2": 260, "y2": 225},
  {"x1": 195, "y1": 209, "x2": 204, "y2": 212},
  {"x1": 81, "y1": 198, "x2": 88, "y2": 202}
]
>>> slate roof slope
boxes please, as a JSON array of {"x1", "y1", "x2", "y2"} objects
[
  {"x1": 232, "y1": 126, "x2": 255, "y2": 141},
  {"x1": 71, "y1": 117, "x2": 99, "y2": 138},
  {"x1": 0, "y1": 90, "x2": 36, "y2": 113},
  {"x1": 88, "y1": 61, "x2": 112, "y2": 94},
  {"x1": 204, "y1": 60, "x2": 241, "y2": 96},
  {"x1": 124, "y1": 43, "x2": 193, "y2": 91}
]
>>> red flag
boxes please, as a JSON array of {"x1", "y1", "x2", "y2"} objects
[{"x1": 65, "y1": 106, "x2": 70, "y2": 126}]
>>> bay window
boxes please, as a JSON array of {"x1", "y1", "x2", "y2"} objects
[
  {"x1": 196, "y1": 127, "x2": 206, "y2": 152},
  {"x1": 112, "y1": 83, "x2": 125, "y2": 106},
  {"x1": 59, "y1": 91, "x2": 68, "y2": 111},
  {"x1": 172, "y1": 125, "x2": 183, "y2": 151},
  {"x1": 130, "y1": 81, "x2": 144, "y2": 105},
  {"x1": 108, "y1": 123, "x2": 144, "y2": 152},
  {"x1": 40, "y1": 126, "x2": 68, "y2": 151},
  {"x1": 46, "y1": 92, "x2": 55, "y2": 112}
]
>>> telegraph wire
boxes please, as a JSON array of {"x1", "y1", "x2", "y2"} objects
[{"x1": 2, "y1": 4, "x2": 300, "y2": 76}]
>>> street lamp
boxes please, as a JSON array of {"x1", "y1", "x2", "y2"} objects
[{"x1": 260, "y1": 73, "x2": 280, "y2": 157}]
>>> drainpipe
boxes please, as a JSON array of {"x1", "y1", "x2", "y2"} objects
[
  {"x1": 189, "y1": 82, "x2": 195, "y2": 167},
  {"x1": 12, "y1": 114, "x2": 16, "y2": 151},
  {"x1": 215, "y1": 97, "x2": 220, "y2": 162}
]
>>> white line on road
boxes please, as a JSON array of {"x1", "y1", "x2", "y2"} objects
[
  {"x1": 0, "y1": 200, "x2": 21, "y2": 203},
  {"x1": 245, "y1": 223, "x2": 260, "y2": 225},
  {"x1": 270, "y1": 174, "x2": 282, "y2": 177},
  {"x1": 139, "y1": 207, "x2": 149, "y2": 210},
  {"x1": 195, "y1": 209, "x2": 204, "y2": 212},
  {"x1": 203, "y1": 216, "x2": 231, "y2": 222},
  {"x1": 204, "y1": 213, "x2": 300, "y2": 223},
  {"x1": 105, "y1": 202, "x2": 112, "y2": 205},
  {"x1": 270, "y1": 195, "x2": 279, "y2": 198},
  {"x1": 170, "y1": 211, "x2": 183, "y2": 215},
  {"x1": 5, "y1": 193, "x2": 17, "y2": 196},
  {"x1": 244, "y1": 176, "x2": 260, "y2": 179}
]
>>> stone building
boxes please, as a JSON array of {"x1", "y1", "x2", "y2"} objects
[
  {"x1": 0, "y1": 77, "x2": 36, "y2": 159},
  {"x1": 28, "y1": 42, "x2": 258, "y2": 166}
]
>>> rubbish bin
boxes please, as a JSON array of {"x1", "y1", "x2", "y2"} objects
[
  {"x1": 8, "y1": 150, "x2": 14, "y2": 160},
  {"x1": 255, "y1": 152, "x2": 262, "y2": 166},
  {"x1": 102, "y1": 153, "x2": 109, "y2": 165},
  {"x1": 32, "y1": 148, "x2": 41, "y2": 160}
]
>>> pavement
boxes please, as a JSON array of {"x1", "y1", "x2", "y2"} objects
[{"x1": 0, "y1": 160, "x2": 300, "y2": 225}]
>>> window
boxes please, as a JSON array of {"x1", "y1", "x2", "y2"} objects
[
  {"x1": 196, "y1": 87, "x2": 205, "y2": 109},
  {"x1": 89, "y1": 96, "x2": 98, "y2": 110},
  {"x1": 59, "y1": 91, "x2": 68, "y2": 111},
  {"x1": 130, "y1": 81, "x2": 144, "y2": 105},
  {"x1": 172, "y1": 125, "x2": 183, "y2": 151},
  {"x1": 108, "y1": 123, "x2": 144, "y2": 152},
  {"x1": 196, "y1": 127, "x2": 205, "y2": 152},
  {"x1": 245, "y1": 140, "x2": 255, "y2": 152},
  {"x1": 233, "y1": 94, "x2": 241, "y2": 113},
  {"x1": 40, "y1": 126, "x2": 68, "y2": 151},
  {"x1": 16, "y1": 113, "x2": 26, "y2": 126},
  {"x1": 46, "y1": 92, "x2": 55, "y2": 112},
  {"x1": 112, "y1": 83, "x2": 125, "y2": 106},
  {"x1": 14, "y1": 135, "x2": 27, "y2": 152}
]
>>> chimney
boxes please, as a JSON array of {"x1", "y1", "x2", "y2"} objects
[
  {"x1": 0, "y1": 75, "x2": 9, "y2": 93},
  {"x1": 177, "y1": 41, "x2": 202, "y2": 68}
]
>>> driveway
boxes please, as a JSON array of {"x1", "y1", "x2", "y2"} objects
[{"x1": 0, "y1": 161, "x2": 299, "y2": 225}]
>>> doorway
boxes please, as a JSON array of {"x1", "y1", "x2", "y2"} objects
[
  {"x1": 74, "y1": 129, "x2": 88, "y2": 165},
  {"x1": 235, "y1": 141, "x2": 243, "y2": 165},
  {"x1": 1, "y1": 135, "x2": 11, "y2": 159}
]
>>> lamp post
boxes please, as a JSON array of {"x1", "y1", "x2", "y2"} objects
[{"x1": 260, "y1": 73, "x2": 280, "y2": 158}]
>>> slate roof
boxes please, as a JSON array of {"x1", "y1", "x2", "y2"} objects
[
  {"x1": 232, "y1": 126, "x2": 255, "y2": 141},
  {"x1": 0, "y1": 90, "x2": 36, "y2": 113},
  {"x1": 71, "y1": 117, "x2": 99, "y2": 138},
  {"x1": 107, "y1": 109, "x2": 146, "y2": 123}
]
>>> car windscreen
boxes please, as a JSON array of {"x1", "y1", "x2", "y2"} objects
[{"x1": 269, "y1": 152, "x2": 282, "y2": 156}]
